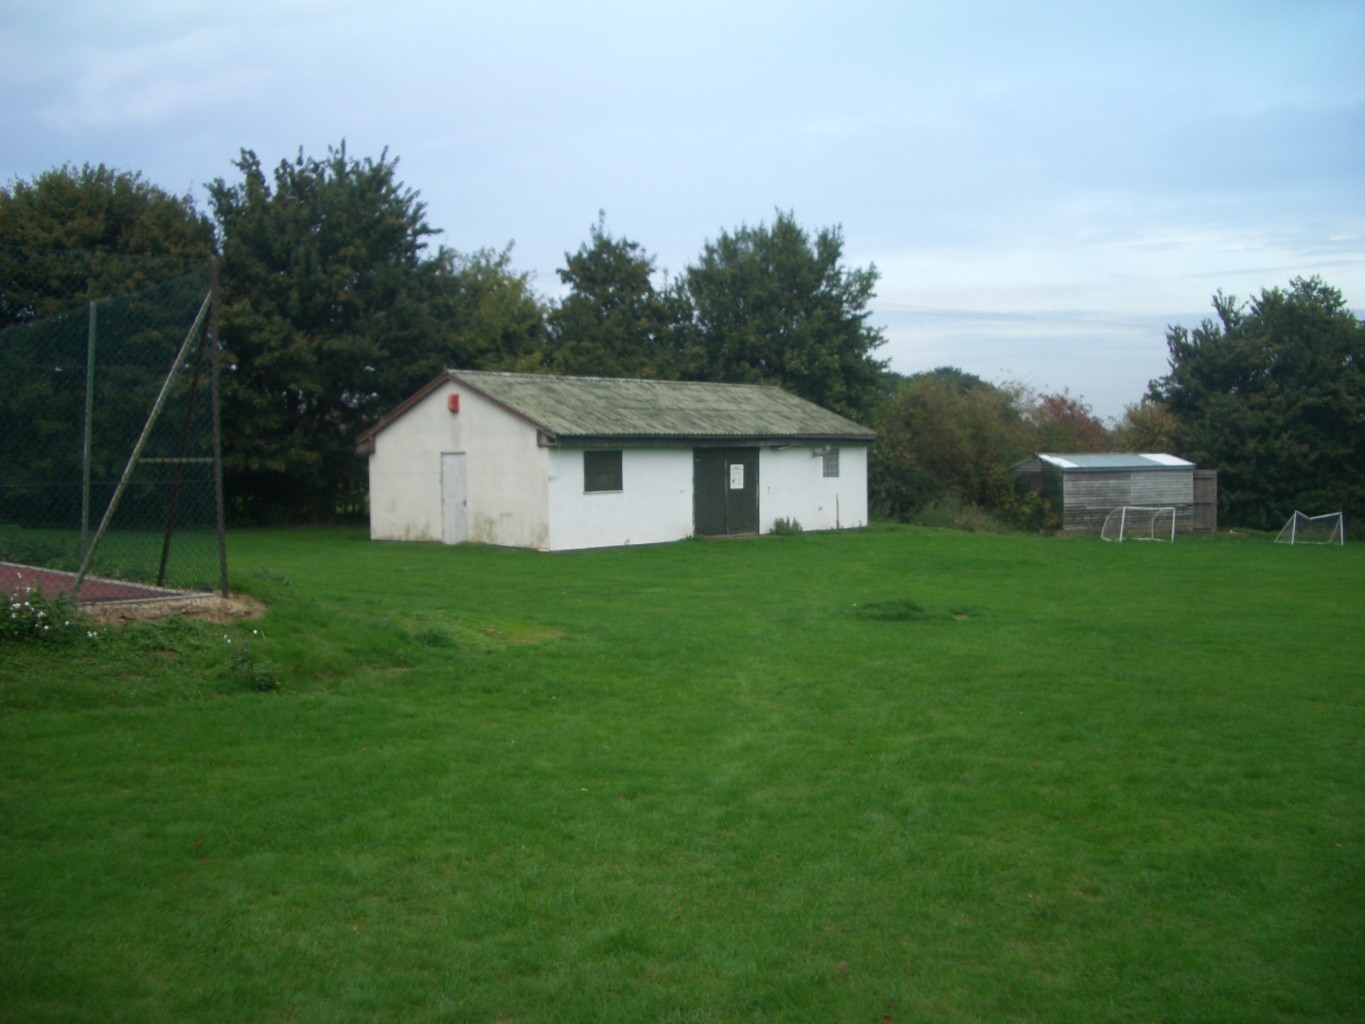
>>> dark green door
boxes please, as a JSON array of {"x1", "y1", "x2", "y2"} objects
[{"x1": 693, "y1": 448, "x2": 759, "y2": 536}]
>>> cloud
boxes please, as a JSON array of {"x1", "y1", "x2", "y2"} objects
[
  {"x1": 3, "y1": 0, "x2": 1361, "y2": 421},
  {"x1": 38, "y1": 29, "x2": 270, "y2": 132}
]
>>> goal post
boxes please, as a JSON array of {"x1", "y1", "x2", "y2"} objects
[
  {"x1": 1101, "y1": 506, "x2": 1177, "y2": 542},
  {"x1": 1274, "y1": 511, "x2": 1345, "y2": 545}
]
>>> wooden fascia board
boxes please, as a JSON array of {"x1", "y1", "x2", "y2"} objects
[
  {"x1": 354, "y1": 371, "x2": 453, "y2": 455},
  {"x1": 546, "y1": 434, "x2": 875, "y2": 449},
  {"x1": 355, "y1": 370, "x2": 566, "y2": 455}
]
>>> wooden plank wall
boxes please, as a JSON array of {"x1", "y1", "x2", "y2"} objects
[
  {"x1": 1058, "y1": 468, "x2": 1195, "y2": 533},
  {"x1": 1193, "y1": 470, "x2": 1218, "y2": 532}
]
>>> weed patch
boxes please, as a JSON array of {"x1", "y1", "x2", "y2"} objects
[
  {"x1": 852, "y1": 598, "x2": 928, "y2": 621},
  {"x1": 851, "y1": 598, "x2": 977, "y2": 623},
  {"x1": 2, "y1": 584, "x2": 98, "y2": 645}
]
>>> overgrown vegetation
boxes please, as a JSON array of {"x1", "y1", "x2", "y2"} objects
[
  {"x1": 1, "y1": 526, "x2": 1360, "y2": 1023},
  {"x1": 870, "y1": 367, "x2": 1080, "y2": 528},
  {"x1": 1, "y1": 584, "x2": 95, "y2": 644}
]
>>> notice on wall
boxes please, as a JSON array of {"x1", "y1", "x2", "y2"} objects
[{"x1": 729, "y1": 464, "x2": 745, "y2": 489}]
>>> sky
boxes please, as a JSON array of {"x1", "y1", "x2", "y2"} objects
[{"x1": 3, "y1": 0, "x2": 1363, "y2": 421}]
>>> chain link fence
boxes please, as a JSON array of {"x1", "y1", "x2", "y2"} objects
[{"x1": 0, "y1": 247, "x2": 226, "y2": 599}]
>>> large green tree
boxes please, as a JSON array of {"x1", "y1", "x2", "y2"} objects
[
  {"x1": 208, "y1": 144, "x2": 541, "y2": 522},
  {"x1": 1111, "y1": 397, "x2": 1176, "y2": 453},
  {"x1": 428, "y1": 244, "x2": 547, "y2": 377},
  {"x1": 209, "y1": 145, "x2": 434, "y2": 520},
  {"x1": 546, "y1": 216, "x2": 686, "y2": 379},
  {"x1": 1150, "y1": 276, "x2": 1365, "y2": 529},
  {"x1": 0, "y1": 165, "x2": 217, "y2": 529},
  {"x1": 0, "y1": 163, "x2": 214, "y2": 325},
  {"x1": 680, "y1": 212, "x2": 885, "y2": 421}
]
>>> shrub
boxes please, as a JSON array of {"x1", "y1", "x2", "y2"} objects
[
  {"x1": 2, "y1": 585, "x2": 96, "y2": 644},
  {"x1": 912, "y1": 496, "x2": 1011, "y2": 533},
  {"x1": 770, "y1": 517, "x2": 804, "y2": 537},
  {"x1": 219, "y1": 633, "x2": 280, "y2": 692}
]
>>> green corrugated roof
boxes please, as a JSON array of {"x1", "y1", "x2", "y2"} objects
[{"x1": 451, "y1": 370, "x2": 876, "y2": 442}]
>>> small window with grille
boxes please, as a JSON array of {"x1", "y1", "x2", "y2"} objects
[
  {"x1": 822, "y1": 448, "x2": 840, "y2": 478},
  {"x1": 584, "y1": 450, "x2": 623, "y2": 492}
]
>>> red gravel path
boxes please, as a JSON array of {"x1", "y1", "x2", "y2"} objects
[{"x1": 0, "y1": 562, "x2": 198, "y2": 604}]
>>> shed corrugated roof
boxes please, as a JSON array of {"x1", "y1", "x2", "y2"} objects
[
  {"x1": 449, "y1": 370, "x2": 876, "y2": 442},
  {"x1": 1036, "y1": 453, "x2": 1193, "y2": 471}
]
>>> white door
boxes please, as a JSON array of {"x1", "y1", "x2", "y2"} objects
[{"x1": 441, "y1": 452, "x2": 468, "y2": 544}]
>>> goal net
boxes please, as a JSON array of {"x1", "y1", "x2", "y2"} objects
[
  {"x1": 1101, "y1": 506, "x2": 1176, "y2": 542},
  {"x1": 1274, "y1": 511, "x2": 1345, "y2": 545}
]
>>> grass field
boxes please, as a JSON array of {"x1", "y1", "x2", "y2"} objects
[{"x1": 1, "y1": 525, "x2": 1361, "y2": 1022}]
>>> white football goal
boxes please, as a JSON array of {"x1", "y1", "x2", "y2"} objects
[
  {"x1": 1101, "y1": 506, "x2": 1177, "y2": 542},
  {"x1": 1274, "y1": 511, "x2": 1345, "y2": 545}
]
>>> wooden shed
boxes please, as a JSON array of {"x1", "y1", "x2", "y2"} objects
[{"x1": 1012, "y1": 453, "x2": 1217, "y2": 534}]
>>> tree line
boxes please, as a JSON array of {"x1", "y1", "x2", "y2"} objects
[{"x1": 3, "y1": 147, "x2": 1361, "y2": 531}]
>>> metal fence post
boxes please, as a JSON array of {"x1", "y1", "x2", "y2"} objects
[
  {"x1": 81, "y1": 299, "x2": 97, "y2": 560},
  {"x1": 210, "y1": 256, "x2": 229, "y2": 597}
]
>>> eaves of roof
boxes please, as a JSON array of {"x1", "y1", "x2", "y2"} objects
[{"x1": 1035, "y1": 453, "x2": 1193, "y2": 471}]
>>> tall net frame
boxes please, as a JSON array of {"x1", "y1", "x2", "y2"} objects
[{"x1": 0, "y1": 249, "x2": 227, "y2": 600}]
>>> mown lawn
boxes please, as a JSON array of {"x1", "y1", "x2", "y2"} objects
[{"x1": 1, "y1": 525, "x2": 1361, "y2": 1023}]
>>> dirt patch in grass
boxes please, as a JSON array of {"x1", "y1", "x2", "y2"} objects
[{"x1": 86, "y1": 593, "x2": 267, "y2": 625}]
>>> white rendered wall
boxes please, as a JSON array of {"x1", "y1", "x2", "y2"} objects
[
  {"x1": 546, "y1": 448, "x2": 694, "y2": 551},
  {"x1": 758, "y1": 445, "x2": 868, "y2": 533},
  {"x1": 368, "y1": 385, "x2": 457, "y2": 542},
  {"x1": 461, "y1": 392, "x2": 550, "y2": 549},
  {"x1": 368, "y1": 382, "x2": 551, "y2": 548},
  {"x1": 371, "y1": 394, "x2": 870, "y2": 550}
]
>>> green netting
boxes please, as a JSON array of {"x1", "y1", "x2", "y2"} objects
[{"x1": 0, "y1": 252, "x2": 225, "y2": 595}]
